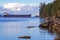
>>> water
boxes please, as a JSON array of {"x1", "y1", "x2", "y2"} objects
[{"x1": 0, "y1": 17, "x2": 55, "y2": 40}]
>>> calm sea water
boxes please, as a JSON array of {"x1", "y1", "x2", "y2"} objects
[{"x1": 0, "y1": 17, "x2": 55, "y2": 40}]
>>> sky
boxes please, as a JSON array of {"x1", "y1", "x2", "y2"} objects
[
  {"x1": 0, "y1": 0, "x2": 54, "y2": 5},
  {"x1": 0, "y1": 0, "x2": 54, "y2": 17}
]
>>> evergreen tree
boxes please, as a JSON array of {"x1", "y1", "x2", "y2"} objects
[{"x1": 40, "y1": 0, "x2": 60, "y2": 18}]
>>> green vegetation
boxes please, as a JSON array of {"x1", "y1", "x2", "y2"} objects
[{"x1": 40, "y1": 0, "x2": 60, "y2": 18}]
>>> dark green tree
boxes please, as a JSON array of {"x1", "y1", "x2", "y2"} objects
[{"x1": 40, "y1": 0, "x2": 60, "y2": 18}]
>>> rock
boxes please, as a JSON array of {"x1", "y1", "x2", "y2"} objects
[
  {"x1": 18, "y1": 36, "x2": 31, "y2": 39},
  {"x1": 27, "y1": 26, "x2": 35, "y2": 28},
  {"x1": 40, "y1": 17, "x2": 60, "y2": 35},
  {"x1": 39, "y1": 22, "x2": 48, "y2": 29},
  {"x1": 52, "y1": 23, "x2": 60, "y2": 34},
  {"x1": 55, "y1": 37, "x2": 60, "y2": 40}
]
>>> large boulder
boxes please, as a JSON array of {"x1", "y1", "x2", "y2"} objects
[{"x1": 39, "y1": 22, "x2": 49, "y2": 29}]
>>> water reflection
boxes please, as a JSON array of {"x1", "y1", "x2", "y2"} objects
[
  {"x1": 0, "y1": 18, "x2": 56, "y2": 40},
  {"x1": 38, "y1": 28, "x2": 56, "y2": 40},
  {"x1": 25, "y1": 39, "x2": 30, "y2": 40},
  {"x1": 18, "y1": 39, "x2": 30, "y2": 40}
]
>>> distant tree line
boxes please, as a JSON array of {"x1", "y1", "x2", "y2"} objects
[{"x1": 40, "y1": 0, "x2": 60, "y2": 18}]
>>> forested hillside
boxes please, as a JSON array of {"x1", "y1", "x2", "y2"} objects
[{"x1": 40, "y1": 0, "x2": 60, "y2": 18}]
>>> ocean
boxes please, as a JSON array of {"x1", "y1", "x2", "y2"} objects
[{"x1": 0, "y1": 17, "x2": 55, "y2": 40}]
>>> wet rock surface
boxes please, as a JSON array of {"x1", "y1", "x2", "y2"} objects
[
  {"x1": 27, "y1": 26, "x2": 35, "y2": 28},
  {"x1": 55, "y1": 37, "x2": 60, "y2": 40},
  {"x1": 39, "y1": 18, "x2": 60, "y2": 38},
  {"x1": 18, "y1": 36, "x2": 31, "y2": 39}
]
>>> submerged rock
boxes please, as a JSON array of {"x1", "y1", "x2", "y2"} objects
[
  {"x1": 18, "y1": 36, "x2": 31, "y2": 39},
  {"x1": 27, "y1": 26, "x2": 35, "y2": 28}
]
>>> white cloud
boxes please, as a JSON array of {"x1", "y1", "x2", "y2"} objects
[
  {"x1": 2, "y1": 3, "x2": 26, "y2": 11},
  {"x1": 1, "y1": 3, "x2": 39, "y2": 16},
  {"x1": 2, "y1": 3, "x2": 36, "y2": 11}
]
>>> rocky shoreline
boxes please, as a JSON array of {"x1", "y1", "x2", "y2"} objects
[{"x1": 39, "y1": 17, "x2": 60, "y2": 40}]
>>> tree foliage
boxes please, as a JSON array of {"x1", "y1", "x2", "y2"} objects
[{"x1": 40, "y1": 0, "x2": 60, "y2": 18}]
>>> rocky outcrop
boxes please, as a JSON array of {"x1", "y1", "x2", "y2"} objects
[
  {"x1": 55, "y1": 37, "x2": 60, "y2": 40},
  {"x1": 39, "y1": 18, "x2": 60, "y2": 37},
  {"x1": 39, "y1": 22, "x2": 49, "y2": 29}
]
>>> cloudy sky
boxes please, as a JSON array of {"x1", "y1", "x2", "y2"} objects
[
  {"x1": 0, "y1": 0, "x2": 54, "y2": 17},
  {"x1": 0, "y1": 0, "x2": 54, "y2": 5}
]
